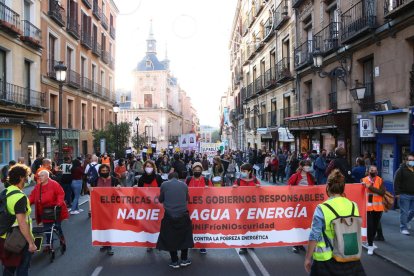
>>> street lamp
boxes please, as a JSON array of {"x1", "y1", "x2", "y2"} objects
[
  {"x1": 312, "y1": 50, "x2": 350, "y2": 87},
  {"x1": 54, "y1": 61, "x2": 67, "y2": 165},
  {"x1": 113, "y1": 102, "x2": 119, "y2": 157},
  {"x1": 135, "y1": 117, "x2": 140, "y2": 150}
]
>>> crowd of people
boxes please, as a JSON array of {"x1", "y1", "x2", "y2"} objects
[{"x1": 0, "y1": 147, "x2": 413, "y2": 275}]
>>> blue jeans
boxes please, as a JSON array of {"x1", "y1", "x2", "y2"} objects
[
  {"x1": 71, "y1": 180, "x2": 83, "y2": 211},
  {"x1": 3, "y1": 245, "x2": 32, "y2": 276},
  {"x1": 399, "y1": 194, "x2": 414, "y2": 231}
]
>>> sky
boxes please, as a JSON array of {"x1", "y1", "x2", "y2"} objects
[{"x1": 114, "y1": 0, "x2": 238, "y2": 128}]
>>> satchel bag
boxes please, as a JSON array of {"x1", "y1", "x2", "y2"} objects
[
  {"x1": 4, "y1": 227, "x2": 27, "y2": 254},
  {"x1": 383, "y1": 191, "x2": 394, "y2": 212},
  {"x1": 39, "y1": 183, "x2": 61, "y2": 221}
]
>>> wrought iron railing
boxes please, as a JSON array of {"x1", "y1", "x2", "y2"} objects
[
  {"x1": 48, "y1": 0, "x2": 65, "y2": 27},
  {"x1": 246, "y1": 83, "x2": 253, "y2": 99},
  {"x1": 294, "y1": 40, "x2": 313, "y2": 68},
  {"x1": 0, "y1": 79, "x2": 46, "y2": 109},
  {"x1": 259, "y1": 113, "x2": 267, "y2": 128},
  {"x1": 82, "y1": 0, "x2": 92, "y2": 9},
  {"x1": 341, "y1": 0, "x2": 376, "y2": 42},
  {"x1": 21, "y1": 20, "x2": 41, "y2": 46},
  {"x1": 255, "y1": 75, "x2": 264, "y2": 94},
  {"x1": 0, "y1": 2, "x2": 20, "y2": 33},
  {"x1": 264, "y1": 67, "x2": 276, "y2": 87},
  {"x1": 81, "y1": 29, "x2": 92, "y2": 49},
  {"x1": 314, "y1": 22, "x2": 340, "y2": 54},
  {"x1": 276, "y1": 57, "x2": 291, "y2": 82},
  {"x1": 384, "y1": 0, "x2": 413, "y2": 16},
  {"x1": 101, "y1": 13, "x2": 108, "y2": 30},
  {"x1": 275, "y1": 0, "x2": 289, "y2": 30},
  {"x1": 101, "y1": 50, "x2": 109, "y2": 64},
  {"x1": 360, "y1": 82, "x2": 375, "y2": 111},
  {"x1": 92, "y1": 0, "x2": 101, "y2": 20},
  {"x1": 67, "y1": 17, "x2": 80, "y2": 39},
  {"x1": 81, "y1": 77, "x2": 92, "y2": 93},
  {"x1": 110, "y1": 25, "x2": 116, "y2": 39},
  {"x1": 306, "y1": 98, "x2": 313, "y2": 114},
  {"x1": 92, "y1": 40, "x2": 101, "y2": 56},
  {"x1": 67, "y1": 70, "x2": 80, "y2": 88}
]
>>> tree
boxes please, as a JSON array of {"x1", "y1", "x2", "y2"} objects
[
  {"x1": 93, "y1": 122, "x2": 132, "y2": 158},
  {"x1": 131, "y1": 131, "x2": 146, "y2": 151}
]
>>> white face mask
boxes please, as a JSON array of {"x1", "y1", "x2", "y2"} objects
[
  {"x1": 303, "y1": 166, "x2": 311, "y2": 172},
  {"x1": 145, "y1": 167, "x2": 154, "y2": 174}
]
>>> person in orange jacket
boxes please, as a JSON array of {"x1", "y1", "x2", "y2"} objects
[{"x1": 362, "y1": 165, "x2": 385, "y2": 255}]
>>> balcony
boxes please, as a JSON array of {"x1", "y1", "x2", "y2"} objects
[
  {"x1": 50, "y1": 111, "x2": 56, "y2": 127},
  {"x1": 259, "y1": 113, "x2": 267, "y2": 128},
  {"x1": 81, "y1": 30, "x2": 92, "y2": 49},
  {"x1": 0, "y1": 79, "x2": 46, "y2": 110},
  {"x1": 48, "y1": 0, "x2": 66, "y2": 27},
  {"x1": 138, "y1": 104, "x2": 158, "y2": 109},
  {"x1": 92, "y1": 82, "x2": 101, "y2": 96},
  {"x1": 0, "y1": 2, "x2": 21, "y2": 36},
  {"x1": 20, "y1": 20, "x2": 42, "y2": 49},
  {"x1": 341, "y1": 0, "x2": 376, "y2": 43},
  {"x1": 263, "y1": 16, "x2": 275, "y2": 42},
  {"x1": 247, "y1": 44, "x2": 255, "y2": 61},
  {"x1": 275, "y1": 57, "x2": 292, "y2": 83},
  {"x1": 241, "y1": 87, "x2": 247, "y2": 102},
  {"x1": 264, "y1": 67, "x2": 277, "y2": 88},
  {"x1": 246, "y1": 83, "x2": 253, "y2": 99},
  {"x1": 254, "y1": 40, "x2": 264, "y2": 53},
  {"x1": 292, "y1": 0, "x2": 306, "y2": 8},
  {"x1": 313, "y1": 22, "x2": 340, "y2": 55},
  {"x1": 47, "y1": 59, "x2": 59, "y2": 79},
  {"x1": 67, "y1": 17, "x2": 80, "y2": 40},
  {"x1": 255, "y1": 76, "x2": 264, "y2": 95},
  {"x1": 67, "y1": 70, "x2": 80, "y2": 89},
  {"x1": 360, "y1": 82, "x2": 375, "y2": 111},
  {"x1": 109, "y1": 55, "x2": 115, "y2": 70},
  {"x1": 268, "y1": 111, "x2": 277, "y2": 126},
  {"x1": 68, "y1": 114, "x2": 72, "y2": 129},
  {"x1": 101, "y1": 13, "x2": 108, "y2": 30},
  {"x1": 92, "y1": 40, "x2": 101, "y2": 56},
  {"x1": 110, "y1": 25, "x2": 116, "y2": 39},
  {"x1": 294, "y1": 40, "x2": 313, "y2": 69},
  {"x1": 306, "y1": 98, "x2": 313, "y2": 114},
  {"x1": 274, "y1": 0, "x2": 289, "y2": 30},
  {"x1": 81, "y1": 77, "x2": 92, "y2": 93},
  {"x1": 101, "y1": 87, "x2": 109, "y2": 100},
  {"x1": 93, "y1": 1, "x2": 101, "y2": 20},
  {"x1": 384, "y1": 0, "x2": 414, "y2": 18},
  {"x1": 101, "y1": 50, "x2": 109, "y2": 64},
  {"x1": 328, "y1": 91, "x2": 337, "y2": 110},
  {"x1": 247, "y1": 9, "x2": 254, "y2": 28},
  {"x1": 82, "y1": 0, "x2": 92, "y2": 9}
]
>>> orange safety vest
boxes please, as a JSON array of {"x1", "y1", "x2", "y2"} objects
[
  {"x1": 101, "y1": 157, "x2": 111, "y2": 165},
  {"x1": 362, "y1": 176, "x2": 384, "y2": 212}
]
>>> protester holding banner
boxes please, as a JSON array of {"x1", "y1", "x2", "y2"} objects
[
  {"x1": 156, "y1": 172, "x2": 194, "y2": 268},
  {"x1": 288, "y1": 160, "x2": 316, "y2": 187},
  {"x1": 304, "y1": 169, "x2": 366, "y2": 275},
  {"x1": 186, "y1": 162, "x2": 212, "y2": 188},
  {"x1": 136, "y1": 160, "x2": 163, "y2": 188},
  {"x1": 362, "y1": 165, "x2": 385, "y2": 255}
]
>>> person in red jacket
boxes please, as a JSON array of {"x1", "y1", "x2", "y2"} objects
[
  {"x1": 270, "y1": 154, "x2": 279, "y2": 184},
  {"x1": 29, "y1": 170, "x2": 69, "y2": 248},
  {"x1": 288, "y1": 160, "x2": 316, "y2": 186},
  {"x1": 288, "y1": 160, "x2": 315, "y2": 253}
]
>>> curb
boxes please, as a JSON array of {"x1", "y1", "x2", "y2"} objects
[{"x1": 373, "y1": 250, "x2": 414, "y2": 274}]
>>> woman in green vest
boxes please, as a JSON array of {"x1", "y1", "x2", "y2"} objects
[
  {"x1": 0, "y1": 164, "x2": 37, "y2": 276},
  {"x1": 304, "y1": 169, "x2": 366, "y2": 275}
]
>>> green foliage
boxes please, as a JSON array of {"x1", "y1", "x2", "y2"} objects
[
  {"x1": 211, "y1": 130, "x2": 221, "y2": 143},
  {"x1": 92, "y1": 122, "x2": 132, "y2": 158},
  {"x1": 131, "y1": 132, "x2": 146, "y2": 151}
]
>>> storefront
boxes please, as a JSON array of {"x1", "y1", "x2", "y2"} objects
[
  {"x1": 285, "y1": 109, "x2": 352, "y2": 158},
  {"x1": 370, "y1": 108, "x2": 414, "y2": 193},
  {"x1": 52, "y1": 129, "x2": 80, "y2": 161},
  {"x1": 0, "y1": 116, "x2": 25, "y2": 166},
  {"x1": 24, "y1": 121, "x2": 56, "y2": 164},
  {"x1": 259, "y1": 127, "x2": 279, "y2": 152},
  {"x1": 278, "y1": 127, "x2": 295, "y2": 152}
]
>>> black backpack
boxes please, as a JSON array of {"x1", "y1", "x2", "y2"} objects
[{"x1": 0, "y1": 189, "x2": 23, "y2": 235}]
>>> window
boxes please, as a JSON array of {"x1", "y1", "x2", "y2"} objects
[
  {"x1": 81, "y1": 103, "x2": 86, "y2": 130},
  {"x1": 283, "y1": 38, "x2": 290, "y2": 61},
  {"x1": 305, "y1": 81, "x2": 312, "y2": 114},
  {"x1": 92, "y1": 64, "x2": 96, "y2": 84},
  {"x1": 67, "y1": 0, "x2": 78, "y2": 26},
  {"x1": 92, "y1": 106, "x2": 97, "y2": 130},
  {"x1": 260, "y1": 59, "x2": 265, "y2": 75},
  {"x1": 329, "y1": 77, "x2": 337, "y2": 109},
  {"x1": 48, "y1": 34, "x2": 57, "y2": 72},
  {"x1": 101, "y1": 33, "x2": 106, "y2": 51},
  {"x1": 362, "y1": 58, "x2": 374, "y2": 110},
  {"x1": 68, "y1": 99, "x2": 73, "y2": 128},
  {"x1": 144, "y1": 94, "x2": 152, "y2": 108},
  {"x1": 100, "y1": 70, "x2": 105, "y2": 87},
  {"x1": 66, "y1": 46, "x2": 73, "y2": 70},
  {"x1": 50, "y1": 95, "x2": 57, "y2": 126},
  {"x1": 23, "y1": 60, "x2": 31, "y2": 104},
  {"x1": 100, "y1": 108, "x2": 105, "y2": 129},
  {"x1": 0, "y1": 49, "x2": 6, "y2": 92},
  {"x1": 93, "y1": 24, "x2": 98, "y2": 44},
  {"x1": 24, "y1": 0, "x2": 31, "y2": 22},
  {"x1": 81, "y1": 56, "x2": 86, "y2": 79},
  {"x1": 0, "y1": 129, "x2": 12, "y2": 166}
]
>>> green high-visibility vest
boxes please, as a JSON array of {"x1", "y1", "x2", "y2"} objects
[
  {"x1": 312, "y1": 196, "x2": 359, "y2": 261},
  {"x1": 0, "y1": 185, "x2": 32, "y2": 239}
]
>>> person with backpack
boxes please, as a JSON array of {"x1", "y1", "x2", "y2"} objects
[
  {"x1": 94, "y1": 164, "x2": 120, "y2": 256},
  {"x1": 84, "y1": 155, "x2": 100, "y2": 218},
  {"x1": 325, "y1": 147, "x2": 355, "y2": 184},
  {"x1": 0, "y1": 164, "x2": 37, "y2": 276},
  {"x1": 304, "y1": 169, "x2": 365, "y2": 275},
  {"x1": 233, "y1": 163, "x2": 260, "y2": 255},
  {"x1": 361, "y1": 165, "x2": 385, "y2": 255},
  {"x1": 59, "y1": 157, "x2": 73, "y2": 209}
]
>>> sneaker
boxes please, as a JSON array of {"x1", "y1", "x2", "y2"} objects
[
  {"x1": 367, "y1": 246, "x2": 374, "y2": 255},
  {"x1": 78, "y1": 209, "x2": 84, "y2": 212},
  {"x1": 239, "y1": 248, "x2": 248, "y2": 254},
  {"x1": 401, "y1": 229, "x2": 410, "y2": 235},
  {"x1": 292, "y1": 246, "x2": 300, "y2": 254},
  {"x1": 199, "y1": 249, "x2": 207, "y2": 254},
  {"x1": 70, "y1": 210, "x2": 80, "y2": 215},
  {"x1": 180, "y1": 259, "x2": 192, "y2": 267},
  {"x1": 169, "y1": 262, "x2": 180, "y2": 269}
]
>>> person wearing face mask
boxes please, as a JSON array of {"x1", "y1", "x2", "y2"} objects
[
  {"x1": 233, "y1": 163, "x2": 260, "y2": 255},
  {"x1": 114, "y1": 159, "x2": 127, "y2": 187},
  {"x1": 361, "y1": 165, "x2": 385, "y2": 255},
  {"x1": 137, "y1": 160, "x2": 163, "y2": 188},
  {"x1": 394, "y1": 152, "x2": 414, "y2": 235},
  {"x1": 288, "y1": 160, "x2": 316, "y2": 187}
]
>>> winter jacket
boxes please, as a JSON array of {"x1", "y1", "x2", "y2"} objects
[{"x1": 394, "y1": 164, "x2": 414, "y2": 195}]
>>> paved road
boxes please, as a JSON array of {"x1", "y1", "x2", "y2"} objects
[{"x1": 28, "y1": 201, "x2": 411, "y2": 276}]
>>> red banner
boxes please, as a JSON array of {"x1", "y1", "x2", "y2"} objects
[{"x1": 91, "y1": 185, "x2": 367, "y2": 248}]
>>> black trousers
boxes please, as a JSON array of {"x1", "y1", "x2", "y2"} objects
[
  {"x1": 367, "y1": 211, "x2": 382, "y2": 246},
  {"x1": 169, "y1": 249, "x2": 188, "y2": 262}
]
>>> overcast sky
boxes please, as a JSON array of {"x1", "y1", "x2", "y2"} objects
[{"x1": 114, "y1": 0, "x2": 237, "y2": 127}]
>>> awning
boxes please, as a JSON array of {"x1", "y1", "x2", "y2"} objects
[
  {"x1": 369, "y1": 108, "x2": 409, "y2": 116},
  {"x1": 285, "y1": 109, "x2": 351, "y2": 131},
  {"x1": 25, "y1": 121, "x2": 56, "y2": 136}
]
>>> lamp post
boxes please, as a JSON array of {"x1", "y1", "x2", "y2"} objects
[
  {"x1": 113, "y1": 102, "x2": 120, "y2": 157},
  {"x1": 135, "y1": 117, "x2": 140, "y2": 150},
  {"x1": 54, "y1": 61, "x2": 67, "y2": 165},
  {"x1": 312, "y1": 50, "x2": 350, "y2": 87}
]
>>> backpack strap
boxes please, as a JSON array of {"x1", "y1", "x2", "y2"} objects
[
  {"x1": 322, "y1": 202, "x2": 340, "y2": 219},
  {"x1": 185, "y1": 176, "x2": 192, "y2": 186},
  {"x1": 351, "y1": 202, "x2": 355, "y2": 217},
  {"x1": 237, "y1": 178, "x2": 241, "y2": 186}
]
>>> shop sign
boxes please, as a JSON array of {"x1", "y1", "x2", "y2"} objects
[
  {"x1": 287, "y1": 115, "x2": 335, "y2": 129},
  {"x1": 0, "y1": 117, "x2": 23, "y2": 124},
  {"x1": 256, "y1": 128, "x2": 268, "y2": 135},
  {"x1": 359, "y1": 119, "x2": 375, "y2": 138},
  {"x1": 375, "y1": 113, "x2": 409, "y2": 134},
  {"x1": 278, "y1": 127, "x2": 294, "y2": 142},
  {"x1": 38, "y1": 129, "x2": 56, "y2": 136}
]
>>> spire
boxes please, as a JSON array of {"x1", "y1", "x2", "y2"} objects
[
  {"x1": 146, "y1": 19, "x2": 156, "y2": 54},
  {"x1": 162, "y1": 41, "x2": 170, "y2": 70}
]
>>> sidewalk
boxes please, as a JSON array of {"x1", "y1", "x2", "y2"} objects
[{"x1": 372, "y1": 210, "x2": 414, "y2": 274}]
